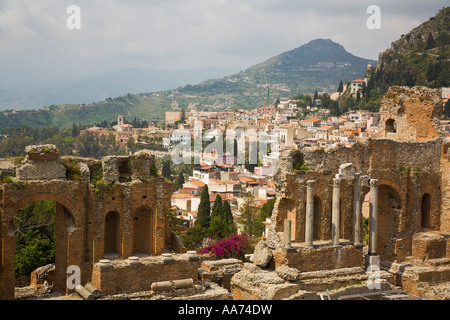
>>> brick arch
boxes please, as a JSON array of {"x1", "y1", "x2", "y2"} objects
[
  {"x1": 104, "y1": 211, "x2": 121, "y2": 258},
  {"x1": 132, "y1": 206, "x2": 155, "y2": 255},
  {"x1": 421, "y1": 193, "x2": 432, "y2": 230},
  {"x1": 1, "y1": 192, "x2": 84, "y2": 296},
  {"x1": 377, "y1": 183, "x2": 403, "y2": 262},
  {"x1": 313, "y1": 196, "x2": 322, "y2": 241},
  {"x1": 6, "y1": 193, "x2": 81, "y2": 226},
  {"x1": 275, "y1": 197, "x2": 296, "y2": 241}
]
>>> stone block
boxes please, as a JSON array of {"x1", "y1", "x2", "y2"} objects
[
  {"x1": 252, "y1": 241, "x2": 273, "y2": 268},
  {"x1": 16, "y1": 146, "x2": 66, "y2": 181},
  {"x1": 412, "y1": 232, "x2": 447, "y2": 260}
]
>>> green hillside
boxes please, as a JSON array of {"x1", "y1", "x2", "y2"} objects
[
  {"x1": 0, "y1": 39, "x2": 378, "y2": 129},
  {"x1": 338, "y1": 6, "x2": 450, "y2": 113}
]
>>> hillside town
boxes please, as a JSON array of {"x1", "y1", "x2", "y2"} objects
[{"x1": 78, "y1": 81, "x2": 450, "y2": 235}]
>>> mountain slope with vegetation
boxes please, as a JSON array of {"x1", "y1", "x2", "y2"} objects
[
  {"x1": 0, "y1": 39, "x2": 375, "y2": 130},
  {"x1": 338, "y1": 6, "x2": 449, "y2": 113}
]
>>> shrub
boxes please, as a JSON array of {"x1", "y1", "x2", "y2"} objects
[{"x1": 197, "y1": 234, "x2": 251, "y2": 259}]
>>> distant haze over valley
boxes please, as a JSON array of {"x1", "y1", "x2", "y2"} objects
[
  {"x1": 0, "y1": 66, "x2": 240, "y2": 111},
  {"x1": 0, "y1": 39, "x2": 375, "y2": 111}
]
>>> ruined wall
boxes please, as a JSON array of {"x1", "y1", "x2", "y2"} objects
[
  {"x1": 272, "y1": 245, "x2": 363, "y2": 272},
  {"x1": 0, "y1": 145, "x2": 179, "y2": 300},
  {"x1": 441, "y1": 142, "x2": 450, "y2": 232},
  {"x1": 377, "y1": 86, "x2": 442, "y2": 142},
  {"x1": 91, "y1": 254, "x2": 200, "y2": 296},
  {"x1": 270, "y1": 100, "x2": 445, "y2": 265}
]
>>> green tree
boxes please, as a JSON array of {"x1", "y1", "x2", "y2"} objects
[
  {"x1": 444, "y1": 99, "x2": 450, "y2": 119},
  {"x1": 196, "y1": 185, "x2": 211, "y2": 229},
  {"x1": 162, "y1": 160, "x2": 172, "y2": 180},
  {"x1": 15, "y1": 230, "x2": 55, "y2": 277},
  {"x1": 180, "y1": 225, "x2": 207, "y2": 251},
  {"x1": 238, "y1": 192, "x2": 258, "y2": 236},
  {"x1": 223, "y1": 200, "x2": 237, "y2": 235},
  {"x1": 174, "y1": 172, "x2": 185, "y2": 191},
  {"x1": 180, "y1": 108, "x2": 187, "y2": 123},
  {"x1": 313, "y1": 91, "x2": 319, "y2": 100},
  {"x1": 253, "y1": 198, "x2": 276, "y2": 236},
  {"x1": 71, "y1": 123, "x2": 80, "y2": 137},
  {"x1": 211, "y1": 194, "x2": 223, "y2": 219},
  {"x1": 426, "y1": 32, "x2": 435, "y2": 50},
  {"x1": 13, "y1": 201, "x2": 56, "y2": 277},
  {"x1": 337, "y1": 80, "x2": 344, "y2": 93},
  {"x1": 126, "y1": 137, "x2": 137, "y2": 154}
]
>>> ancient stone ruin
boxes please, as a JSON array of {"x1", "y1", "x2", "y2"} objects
[
  {"x1": 233, "y1": 86, "x2": 450, "y2": 300},
  {"x1": 1, "y1": 86, "x2": 450, "y2": 300}
]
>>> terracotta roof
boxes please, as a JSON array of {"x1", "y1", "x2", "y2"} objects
[
  {"x1": 209, "y1": 178, "x2": 223, "y2": 184},
  {"x1": 303, "y1": 118, "x2": 321, "y2": 122},
  {"x1": 189, "y1": 179, "x2": 206, "y2": 187}
]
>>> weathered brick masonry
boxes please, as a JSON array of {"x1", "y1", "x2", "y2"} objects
[{"x1": 0, "y1": 146, "x2": 182, "y2": 299}]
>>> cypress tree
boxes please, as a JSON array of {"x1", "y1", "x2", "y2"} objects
[
  {"x1": 337, "y1": 81, "x2": 344, "y2": 93},
  {"x1": 197, "y1": 185, "x2": 211, "y2": 229},
  {"x1": 174, "y1": 172, "x2": 185, "y2": 191},
  {"x1": 162, "y1": 160, "x2": 171, "y2": 180},
  {"x1": 211, "y1": 194, "x2": 223, "y2": 219},
  {"x1": 426, "y1": 32, "x2": 435, "y2": 49},
  {"x1": 223, "y1": 200, "x2": 236, "y2": 234}
]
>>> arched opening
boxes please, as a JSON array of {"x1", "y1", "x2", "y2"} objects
[
  {"x1": 313, "y1": 196, "x2": 322, "y2": 241},
  {"x1": 133, "y1": 207, "x2": 153, "y2": 256},
  {"x1": 275, "y1": 198, "x2": 296, "y2": 241},
  {"x1": 12, "y1": 201, "x2": 76, "y2": 297},
  {"x1": 292, "y1": 151, "x2": 305, "y2": 171},
  {"x1": 104, "y1": 211, "x2": 120, "y2": 259},
  {"x1": 13, "y1": 201, "x2": 56, "y2": 290},
  {"x1": 385, "y1": 119, "x2": 397, "y2": 134},
  {"x1": 377, "y1": 184, "x2": 402, "y2": 262},
  {"x1": 421, "y1": 193, "x2": 431, "y2": 230}
]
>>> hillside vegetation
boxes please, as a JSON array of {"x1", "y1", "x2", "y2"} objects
[
  {"x1": 0, "y1": 39, "x2": 375, "y2": 129},
  {"x1": 338, "y1": 7, "x2": 449, "y2": 113}
]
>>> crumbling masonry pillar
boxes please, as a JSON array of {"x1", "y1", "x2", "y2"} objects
[
  {"x1": 331, "y1": 177, "x2": 341, "y2": 247},
  {"x1": 368, "y1": 179, "x2": 379, "y2": 256},
  {"x1": 353, "y1": 173, "x2": 363, "y2": 248},
  {"x1": 305, "y1": 180, "x2": 315, "y2": 248}
]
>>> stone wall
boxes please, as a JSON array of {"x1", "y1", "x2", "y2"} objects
[
  {"x1": 271, "y1": 136, "x2": 445, "y2": 263},
  {"x1": 91, "y1": 254, "x2": 200, "y2": 296},
  {"x1": 377, "y1": 86, "x2": 442, "y2": 142},
  {"x1": 0, "y1": 146, "x2": 181, "y2": 300},
  {"x1": 272, "y1": 245, "x2": 364, "y2": 272},
  {"x1": 441, "y1": 141, "x2": 450, "y2": 232}
]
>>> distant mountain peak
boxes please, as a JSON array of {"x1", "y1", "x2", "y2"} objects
[{"x1": 241, "y1": 38, "x2": 376, "y2": 94}]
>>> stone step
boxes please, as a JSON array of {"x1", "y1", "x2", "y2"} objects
[{"x1": 425, "y1": 258, "x2": 450, "y2": 267}]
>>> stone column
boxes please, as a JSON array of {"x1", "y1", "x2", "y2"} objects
[
  {"x1": 331, "y1": 177, "x2": 341, "y2": 247},
  {"x1": 353, "y1": 173, "x2": 363, "y2": 248},
  {"x1": 284, "y1": 219, "x2": 293, "y2": 250},
  {"x1": 368, "y1": 179, "x2": 379, "y2": 256},
  {"x1": 305, "y1": 180, "x2": 315, "y2": 248}
]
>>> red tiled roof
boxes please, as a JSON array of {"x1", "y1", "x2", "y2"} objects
[
  {"x1": 189, "y1": 179, "x2": 205, "y2": 187},
  {"x1": 209, "y1": 178, "x2": 223, "y2": 184},
  {"x1": 303, "y1": 118, "x2": 321, "y2": 122}
]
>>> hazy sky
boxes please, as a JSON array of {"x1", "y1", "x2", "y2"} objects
[{"x1": 0, "y1": 0, "x2": 447, "y2": 86}]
